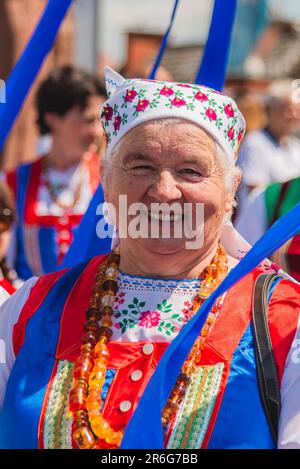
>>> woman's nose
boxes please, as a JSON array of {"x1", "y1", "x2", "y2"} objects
[{"x1": 147, "y1": 170, "x2": 182, "y2": 202}]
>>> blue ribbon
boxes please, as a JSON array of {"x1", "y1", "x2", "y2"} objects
[
  {"x1": 195, "y1": 0, "x2": 237, "y2": 90},
  {"x1": 61, "y1": 184, "x2": 112, "y2": 268},
  {"x1": 121, "y1": 204, "x2": 300, "y2": 449},
  {"x1": 0, "y1": 0, "x2": 73, "y2": 150},
  {"x1": 148, "y1": 0, "x2": 180, "y2": 80}
]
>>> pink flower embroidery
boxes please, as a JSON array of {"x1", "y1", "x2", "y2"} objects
[
  {"x1": 224, "y1": 103, "x2": 234, "y2": 118},
  {"x1": 238, "y1": 129, "x2": 244, "y2": 142},
  {"x1": 184, "y1": 300, "x2": 191, "y2": 307},
  {"x1": 177, "y1": 83, "x2": 192, "y2": 88},
  {"x1": 159, "y1": 85, "x2": 174, "y2": 96},
  {"x1": 124, "y1": 89, "x2": 137, "y2": 102},
  {"x1": 194, "y1": 91, "x2": 208, "y2": 102},
  {"x1": 136, "y1": 99, "x2": 150, "y2": 112},
  {"x1": 182, "y1": 308, "x2": 190, "y2": 322},
  {"x1": 113, "y1": 115, "x2": 122, "y2": 131},
  {"x1": 171, "y1": 97, "x2": 186, "y2": 107},
  {"x1": 205, "y1": 108, "x2": 217, "y2": 121},
  {"x1": 139, "y1": 310, "x2": 161, "y2": 328},
  {"x1": 227, "y1": 126, "x2": 235, "y2": 140},
  {"x1": 101, "y1": 106, "x2": 113, "y2": 121},
  {"x1": 114, "y1": 323, "x2": 121, "y2": 329}
]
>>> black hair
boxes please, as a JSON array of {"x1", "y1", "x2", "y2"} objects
[{"x1": 36, "y1": 65, "x2": 106, "y2": 135}]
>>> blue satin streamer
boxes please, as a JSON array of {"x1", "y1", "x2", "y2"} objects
[
  {"x1": 61, "y1": 183, "x2": 112, "y2": 268},
  {"x1": 121, "y1": 204, "x2": 300, "y2": 448},
  {"x1": 194, "y1": 0, "x2": 237, "y2": 90},
  {"x1": 0, "y1": 0, "x2": 73, "y2": 150},
  {"x1": 148, "y1": 0, "x2": 180, "y2": 80}
]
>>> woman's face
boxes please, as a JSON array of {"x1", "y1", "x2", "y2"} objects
[
  {"x1": 103, "y1": 120, "x2": 234, "y2": 266},
  {"x1": 46, "y1": 95, "x2": 105, "y2": 160}
]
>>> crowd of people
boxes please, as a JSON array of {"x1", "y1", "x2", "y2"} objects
[{"x1": 0, "y1": 62, "x2": 300, "y2": 449}]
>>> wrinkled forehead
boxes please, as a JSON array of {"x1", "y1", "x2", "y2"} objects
[{"x1": 110, "y1": 119, "x2": 217, "y2": 161}]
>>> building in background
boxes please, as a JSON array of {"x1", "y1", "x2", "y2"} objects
[{"x1": 2, "y1": 0, "x2": 300, "y2": 170}]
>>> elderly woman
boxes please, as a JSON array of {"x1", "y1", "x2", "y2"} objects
[{"x1": 0, "y1": 69, "x2": 300, "y2": 450}]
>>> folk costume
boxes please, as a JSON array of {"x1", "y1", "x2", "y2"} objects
[
  {"x1": 4, "y1": 153, "x2": 99, "y2": 280},
  {"x1": 0, "y1": 69, "x2": 300, "y2": 449}
]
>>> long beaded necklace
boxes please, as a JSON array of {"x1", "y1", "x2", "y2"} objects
[
  {"x1": 41, "y1": 157, "x2": 84, "y2": 211},
  {"x1": 69, "y1": 245, "x2": 228, "y2": 449}
]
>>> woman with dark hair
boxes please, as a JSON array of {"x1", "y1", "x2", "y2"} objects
[{"x1": 4, "y1": 66, "x2": 106, "y2": 280}]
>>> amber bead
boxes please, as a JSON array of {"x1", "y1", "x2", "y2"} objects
[
  {"x1": 90, "y1": 415, "x2": 112, "y2": 439},
  {"x1": 171, "y1": 382, "x2": 186, "y2": 400},
  {"x1": 69, "y1": 387, "x2": 87, "y2": 412},
  {"x1": 75, "y1": 355, "x2": 93, "y2": 370},
  {"x1": 99, "y1": 326, "x2": 113, "y2": 339},
  {"x1": 110, "y1": 253, "x2": 120, "y2": 266},
  {"x1": 86, "y1": 308, "x2": 101, "y2": 321},
  {"x1": 102, "y1": 317, "x2": 113, "y2": 328},
  {"x1": 101, "y1": 295, "x2": 115, "y2": 307},
  {"x1": 73, "y1": 415, "x2": 89, "y2": 430},
  {"x1": 101, "y1": 305, "x2": 113, "y2": 317},
  {"x1": 177, "y1": 372, "x2": 191, "y2": 386},
  {"x1": 88, "y1": 370, "x2": 106, "y2": 389},
  {"x1": 106, "y1": 266, "x2": 118, "y2": 280},
  {"x1": 165, "y1": 398, "x2": 180, "y2": 413},
  {"x1": 73, "y1": 426, "x2": 95, "y2": 449},
  {"x1": 74, "y1": 357, "x2": 93, "y2": 379},
  {"x1": 93, "y1": 361, "x2": 107, "y2": 373},
  {"x1": 102, "y1": 279, "x2": 118, "y2": 293},
  {"x1": 86, "y1": 393, "x2": 102, "y2": 411},
  {"x1": 80, "y1": 343, "x2": 93, "y2": 354},
  {"x1": 74, "y1": 378, "x2": 88, "y2": 390},
  {"x1": 82, "y1": 331, "x2": 98, "y2": 347},
  {"x1": 94, "y1": 344, "x2": 110, "y2": 362},
  {"x1": 84, "y1": 319, "x2": 100, "y2": 335}
]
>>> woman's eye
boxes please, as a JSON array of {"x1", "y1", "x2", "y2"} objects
[
  {"x1": 132, "y1": 165, "x2": 154, "y2": 171},
  {"x1": 181, "y1": 168, "x2": 202, "y2": 177}
]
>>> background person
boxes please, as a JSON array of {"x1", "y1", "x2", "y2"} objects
[
  {"x1": 237, "y1": 79, "x2": 300, "y2": 199},
  {"x1": 4, "y1": 66, "x2": 106, "y2": 280}
]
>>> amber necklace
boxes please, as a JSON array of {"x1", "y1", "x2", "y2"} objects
[
  {"x1": 41, "y1": 156, "x2": 84, "y2": 211},
  {"x1": 69, "y1": 245, "x2": 228, "y2": 449}
]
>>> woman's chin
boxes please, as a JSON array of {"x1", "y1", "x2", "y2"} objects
[{"x1": 137, "y1": 237, "x2": 187, "y2": 255}]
